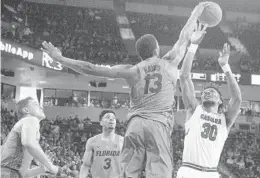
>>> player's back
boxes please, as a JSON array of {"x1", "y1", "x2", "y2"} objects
[
  {"x1": 91, "y1": 134, "x2": 122, "y2": 178},
  {"x1": 129, "y1": 57, "x2": 178, "y2": 127},
  {"x1": 183, "y1": 105, "x2": 228, "y2": 168},
  {"x1": 1, "y1": 117, "x2": 40, "y2": 173}
]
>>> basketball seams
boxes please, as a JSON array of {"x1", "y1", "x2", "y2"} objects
[{"x1": 198, "y1": 2, "x2": 222, "y2": 27}]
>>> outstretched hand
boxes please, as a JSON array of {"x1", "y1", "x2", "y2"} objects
[
  {"x1": 190, "y1": 23, "x2": 208, "y2": 45},
  {"x1": 191, "y1": 1, "x2": 211, "y2": 18},
  {"x1": 218, "y1": 43, "x2": 230, "y2": 67},
  {"x1": 41, "y1": 41, "x2": 62, "y2": 59}
]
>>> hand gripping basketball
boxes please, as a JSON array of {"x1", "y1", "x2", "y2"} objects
[
  {"x1": 218, "y1": 43, "x2": 230, "y2": 67},
  {"x1": 191, "y1": 2, "x2": 211, "y2": 18},
  {"x1": 41, "y1": 41, "x2": 62, "y2": 59}
]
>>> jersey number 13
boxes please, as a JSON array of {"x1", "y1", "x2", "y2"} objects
[{"x1": 144, "y1": 73, "x2": 162, "y2": 94}]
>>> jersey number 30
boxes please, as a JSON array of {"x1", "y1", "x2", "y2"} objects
[
  {"x1": 201, "y1": 123, "x2": 218, "y2": 141},
  {"x1": 103, "y1": 158, "x2": 111, "y2": 170},
  {"x1": 144, "y1": 73, "x2": 162, "y2": 94}
]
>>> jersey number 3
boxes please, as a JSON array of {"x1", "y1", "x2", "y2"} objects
[
  {"x1": 144, "y1": 73, "x2": 162, "y2": 94},
  {"x1": 201, "y1": 123, "x2": 218, "y2": 141},
  {"x1": 103, "y1": 158, "x2": 111, "y2": 170}
]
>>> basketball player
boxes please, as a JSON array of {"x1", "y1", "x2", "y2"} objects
[
  {"x1": 1, "y1": 97, "x2": 61, "y2": 178},
  {"x1": 42, "y1": 3, "x2": 209, "y2": 177},
  {"x1": 177, "y1": 23, "x2": 242, "y2": 178},
  {"x1": 79, "y1": 110, "x2": 124, "y2": 178}
]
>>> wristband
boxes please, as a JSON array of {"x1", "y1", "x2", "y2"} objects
[
  {"x1": 188, "y1": 44, "x2": 198, "y2": 54},
  {"x1": 221, "y1": 64, "x2": 231, "y2": 73}
]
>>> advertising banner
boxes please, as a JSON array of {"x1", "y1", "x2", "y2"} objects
[{"x1": 1, "y1": 39, "x2": 67, "y2": 72}]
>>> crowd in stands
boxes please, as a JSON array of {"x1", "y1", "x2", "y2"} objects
[
  {"x1": 128, "y1": 12, "x2": 227, "y2": 50},
  {"x1": 2, "y1": 2, "x2": 132, "y2": 65},
  {"x1": 3, "y1": 2, "x2": 260, "y2": 73},
  {"x1": 231, "y1": 18, "x2": 260, "y2": 73},
  {"x1": 1, "y1": 97, "x2": 260, "y2": 178},
  {"x1": 43, "y1": 91, "x2": 130, "y2": 109}
]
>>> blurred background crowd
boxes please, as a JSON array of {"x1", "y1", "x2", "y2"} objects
[
  {"x1": 2, "y1": 2, "x2": 260, "y2": 72},
  {"x1": 1, "y1": 0, "x2": 260, "y2": 178},
  {"x1": 2, "y1": 96, "x2": 260, "y2": 178}
]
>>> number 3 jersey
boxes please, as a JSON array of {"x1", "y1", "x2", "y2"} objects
[
  {"x1": 128, "y1": 57, "x2": 177, "y2": 127},
  {"x1": 91, "y1": 134, "x2": 122, "y2": 178},
  {"x1": 182, "y1": 105, "x2": 228, "y2": 168}
]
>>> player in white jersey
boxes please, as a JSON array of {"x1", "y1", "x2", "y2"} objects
[
  {"x1": 79, "y1": 110, "x2": 124, "y2": 178},
  {"x1": 177, "y1": 23, "x2": 242, "y2": 178},
  {"x1": 1, "y1": 97, "x2": 61, "y2": 178},
  {"x1": 42, "y1": 3, "x2": 208, "y2": 177}
]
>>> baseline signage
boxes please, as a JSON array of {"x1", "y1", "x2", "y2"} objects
[
  {"x1": 1, "y1": 39, "x2": 65, "y2": 72},
  {"x1": 1, "y1": 39, "x2": 260, "y2": 85},
  {"x1": 177, "y1": 70, "x2": 252, "y2": 85},
  {"x1": 1, "y1": 40, "x2": 34, "y2": 60}
]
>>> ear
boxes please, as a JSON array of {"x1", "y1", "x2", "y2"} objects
[
  {"x1": 218, "y1": 98, "x2": 223, "y2": 105},
  {"x1": 22, "y1": 107, "x2": 29, "y2": 115},
  {"x1": 100, "y1": 120, "x2": 104, "y2": 126}
]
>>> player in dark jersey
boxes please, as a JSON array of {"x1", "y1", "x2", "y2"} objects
[
  {"x1": 42, "y1": 3, "x2": 209, "y2": 177},
  {"x1": 79, "y1": 110, "x2": 123, "y2": 178},
  {"x1": 1, "y1": 97, "x2": 61, "y2": 178}
]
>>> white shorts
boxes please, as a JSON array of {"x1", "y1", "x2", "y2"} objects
[{"x1": 177, "y1": 166, "x2": 220, "y2": 178}]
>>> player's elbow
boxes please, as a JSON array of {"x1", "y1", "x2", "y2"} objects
[
  {"x1": 236, "y1": 95, "x2": 242, "y2": 104},
  {"x1": 82, "y1": 160, "x2": 91, "y2": 169},
  {"x1": 233, "y1": 93, "x2": 242, "y2": 104},
  {"x1": 22, "y1": 139, "x2": 36, "y2": 149},
  {"x1": 179, "y1": 71, "x2": 189, "y2": 81}
]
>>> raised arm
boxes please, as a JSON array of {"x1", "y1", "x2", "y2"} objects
[
  {"x1": 163, "y1": 2, "x2": 209, "y2": 66},
  {"x1": 218, "y1": 44, "x2": 242, "y2": 131},
  {"x1": 42, "y1": 42, "x2": 139, "y2": 84},
  {"x1": 79, "y1": 138, "x2": 94, "y2": 178},
  {"x1": 21, "y1": 117, "x2": 58, "y2": 176},
  {"x1": 179, "y1": 23, "x2": 207, "y2": 112}
]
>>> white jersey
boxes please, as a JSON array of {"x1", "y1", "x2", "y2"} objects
[{"x1": 182, "y1": 105, "x2": 228, "y2": 168}]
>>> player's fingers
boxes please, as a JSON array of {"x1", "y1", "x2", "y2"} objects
[
  {"x1": 223, "y1": 43, "x2": 226, "y2": 52},
  {"x1": 227, "y1": 44, "x2": 230, "y2": 52},
  {"x1": 202, "y1": 24, "x2": 208, "y2": 32},
  {"x1": 41, "y1": 48, "x2": 49, "y2": 54},
  {"x1": 48, "y1": 42, "x2": 54, "y2": 48},
  {"x1": 219, "y1": 52, "x2": 222, "y2": 57},
  {"x1": 199, "y1": 23, "x2": 203, "y2": 31},
  {"x1": 42, "y1": 41, "x2": 51, "y2": 50},
  {"x1": 225, "y1": 43, "x2": 228, "y2": 52}
]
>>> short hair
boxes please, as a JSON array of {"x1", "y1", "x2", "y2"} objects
[
  {"x1": 99, "y1": 110, "x2": 116, "y2": 121},
  {"x1": 16, "y1": 97, "x2": 34, "y2": 118},
  {"x1": 135, "y1": 34, "x2": 158, "y2": 60},
  {"x1": 202, "y1": 83, "x2": 224, "y2": 113}
]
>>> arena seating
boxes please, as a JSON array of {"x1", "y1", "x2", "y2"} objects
[
  {"x1": 3, "y1": 2, "x2": 260, "y2": 73},
  {"x1": 1, "y1": 2, "x2": 260, "y2": 177},
  {"x1": 1, "y1": 98, "x2": 260, "y2": 178},
  {"x1": 127, "y1": 12, "x2": 227, "y2": 49}
]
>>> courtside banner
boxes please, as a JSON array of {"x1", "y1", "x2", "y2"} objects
[{"x1": 1, "y1": 39, "x2": 66, "y2": 72}]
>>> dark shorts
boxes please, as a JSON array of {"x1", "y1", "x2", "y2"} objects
[
  {"x1": 1, "y1": 167, "x2": 22, "y2": 178},
  {"x1": 120, "y1": 117, "x2": 173, "y2": 178}
]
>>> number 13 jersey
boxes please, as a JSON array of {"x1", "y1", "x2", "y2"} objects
[
  {"x1": 183, "y1": 105, "x2": 228, "y2": 168},
  {"x1": 129, "y1": 57, "x2": 178, "y2": 127}
]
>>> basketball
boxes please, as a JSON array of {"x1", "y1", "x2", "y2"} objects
[{"x1": 198, "y1": 2, "x2": 223, "y2": 27}]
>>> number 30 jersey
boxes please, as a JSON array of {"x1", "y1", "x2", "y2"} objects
[
  {"x1": 183, "y1": 105, "x2": 228, "y2": 168},
  {"x1": 128, "y1": 57, "x2": 178, "y2": 127},
  {"x1": 91, "y1": 134, "x2": 122, "y2": 178}
]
